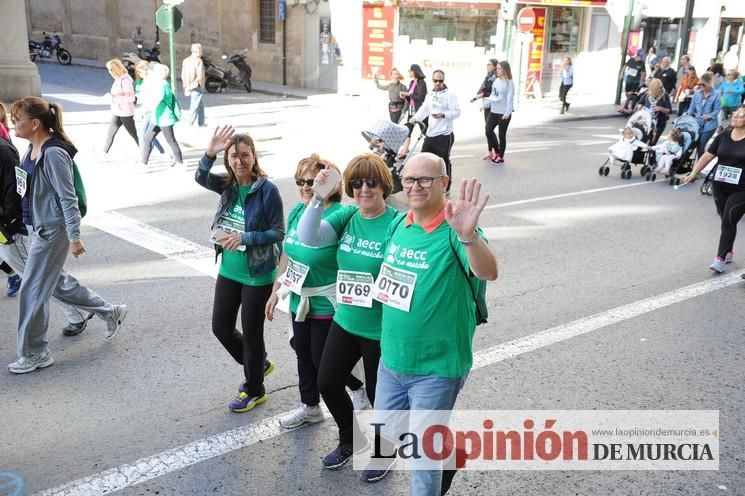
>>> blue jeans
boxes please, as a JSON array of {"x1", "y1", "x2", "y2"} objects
[
  {"x1": 188, "y1": 88, "x2": 205, "y2": 126},
  {"x1": 138, "y1": 113, "x2": 164, "y2": 154},
  {"x1": 374, "y1": 361, "x2": 467, "y2": 496}
]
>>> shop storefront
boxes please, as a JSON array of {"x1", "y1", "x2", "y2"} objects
[{"x1": 517, "y1": 0, "x2": 609, "y2": 94}]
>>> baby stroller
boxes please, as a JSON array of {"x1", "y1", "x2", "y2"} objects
[
  {"x1": 663, "y1": 114, "x2": 700, "y2": 186},
  {"x1": 599, "y1": 108, "x2": 653, "y2": 180},
  {"x1": 361, "y1": 119, "x2": 426, "y2": 194}
]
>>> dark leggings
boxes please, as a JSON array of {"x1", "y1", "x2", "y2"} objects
[
  {"x1": 141, "y1": 124, "x2": 183, "y2": 164},
  {"x1": 317, "y1": 321, "x2": 380, "y2": 445},
  {"x1": 290, "y1": 314, "x2": 332, "y2": 406},
  {"x1": 559, "y1": 83, "x2": 572, "y2": 106},
  {"x1": 212, "y1": 275, "x2": 272, "y2": 397},
  {"x1": 485, "y1": 112, "x2": 511, "y2": 156},
  {"x1": 389, "y1": 104, "x2": 403, "y2": 124},
  {"x1": 103, "y1": 115, "x2": 139, "y2": 153},
  {"x1": 713, "y1": 183, "x2": 745, "y2": 259},
  {"x1": 1, "y1": 261, "x2": 13, "y2": 275}
]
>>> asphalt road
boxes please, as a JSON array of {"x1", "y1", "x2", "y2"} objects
[{"x1": 1, "y1": 63, "x2": 744, "y2": 496}]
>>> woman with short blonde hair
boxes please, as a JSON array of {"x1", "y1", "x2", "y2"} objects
[{"x1": 103, "y1": 58, "x2": 139, "y2": 155}]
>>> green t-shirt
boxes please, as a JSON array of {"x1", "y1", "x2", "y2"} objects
[
  {"x1": 284, "y1": 201, "x2": 342, "y2": 316},
  {"x1": 218, "y1": 184, "x2": 277, "y2": 286},
  {"x1": 326, "y1": 204, "x2": 398, "y2": 340},
  {"x1": 379, "y1": 216, "x2": 484, "y2": 378}
]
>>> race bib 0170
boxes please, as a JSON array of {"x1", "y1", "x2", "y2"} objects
[
  {"x1": 281, "y1": 258, "x2": 310, "y2": 295},
  {"x1": 372, "y1": 263, "x2": 417, "y2": 312},
  {"x1": 714, "y1": 165, "x2": 742, "y2": 185},
  {"x1": 336, "y1": 270, "x2": 374, "y2": 308}
]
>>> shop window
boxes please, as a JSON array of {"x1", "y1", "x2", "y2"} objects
[
  {"x1": 588, "y1": 12, "x2": 610, "y2": 51},
  {"x1": 398, "y1": 7, "x2": 498, "y2": 48},
  {"x1": 259, "y1": 0, "x2": 276, "y2": 44},
  {"x1": 548, "y1": 7, "x2": 581, "y2": 54}
]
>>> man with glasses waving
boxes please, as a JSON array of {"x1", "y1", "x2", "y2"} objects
[
  {"x1": 369, "y1": 152, "x2": 498, "y2": 495},
  {"x1": 409, "y1": 70, "x2": 461, "y2": 192}
]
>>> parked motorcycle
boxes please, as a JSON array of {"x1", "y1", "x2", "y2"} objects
[
  {"x1": 123, "y1": 27, "x2": 161, "y2": 79},
  {"x1": 204, "y1": 49, "x2": 252, "y2": 93},
  {"x1": 28, "y1": 32, "x2": 72, "y2": 65}
]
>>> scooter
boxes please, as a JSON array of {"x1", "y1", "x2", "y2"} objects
[
  {"x1": 204, "y1": 49, "x2": 252, "y2": 93},
  {"x1": 28, "y1": 32, "x2": 72, "y2": 65}
]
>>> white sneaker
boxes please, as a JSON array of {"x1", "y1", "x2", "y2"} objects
[
  {"x1": 725, "y1": 251, "x2": 734, "y2": 264},
  {"x1": 105, "y1": 304, "x2": 128, "y2": 340},
  {"x1": 278, "y1": 403, "x2": 324, "y2": 429},
  {"x1": 8, "y1": 350, "x2": 54, "y2": 374},
  {"x1": 349, "y1": 386, "x2": 371, "y2": 410},
  {"x1": 710, "y1": 257, "x2": 726, "y2": 274}
]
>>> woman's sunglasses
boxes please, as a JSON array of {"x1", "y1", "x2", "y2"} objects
[
  {"x1": 350, "y1": 177, "x2": 378, "y2": 189},
  {"x1": 295, "y1": 178, "x2": 314, "y2": 187}
]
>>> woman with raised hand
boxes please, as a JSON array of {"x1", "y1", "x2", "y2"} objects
[
  {"x1": 196, "y1": 125, "x2": 285, "y2": 413},
  {"x1": 295, "y1": 153, "x2": 398, "y2": 471},
  {"x1": 8, "y1": 97, "x2": 127, "y2": 374},
  {"x1": 470, "y1": 59, "x2": 498, "y2": 159},
  {"x1": 265, "y1": 154, "x2": 346, "y2": 430}
]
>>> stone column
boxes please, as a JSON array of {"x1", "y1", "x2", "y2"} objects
[{"x1": 0, "y1": 0, "x2": 41, "y2": 103}]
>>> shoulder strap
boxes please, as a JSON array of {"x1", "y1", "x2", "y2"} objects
[{"x1": 447, "y1": 228, "x2": 488, "y2": 325}]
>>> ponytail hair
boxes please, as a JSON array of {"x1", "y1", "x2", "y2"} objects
[{"x1": 10, "y1": 96, "x2": 73, "y2": 144}]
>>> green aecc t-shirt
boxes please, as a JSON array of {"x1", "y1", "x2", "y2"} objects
[
  {"x1": 218, "y1": 183, "x2": 277, "y2": 286},
  {"x1": 284, "y1": 201, "x2": 342, "y2": 316},
  {"x1": 326, "y1": 204, "x2": 398, "y2": 340}
]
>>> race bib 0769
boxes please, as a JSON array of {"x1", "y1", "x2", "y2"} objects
[
  {"x1": 336, "y1": 270, "x2": 374, "y2": 308},
  {"x1": 714, "y1": 165, "x2": 742, "y2": 185},
  {"x1": 372, "y1": 263, "x2": 417, "y2": 312}
]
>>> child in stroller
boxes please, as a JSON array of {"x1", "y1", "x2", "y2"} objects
[
  {"x1": 663, "y1": 114, "x2": 700, "y2": 186},
  {"x1": 361, "y1": 119, "x2": 425, "y2": 194},
  {"x1": 599, "y1": 108, "x2": 652, "y2": 179},
  {"x1": 644, "y1": 129, "x2": 684, "y2": 180}
]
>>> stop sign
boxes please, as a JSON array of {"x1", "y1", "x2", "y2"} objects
[{"x1": 517, "y1": 7, "x2": 536, "y2": 33}]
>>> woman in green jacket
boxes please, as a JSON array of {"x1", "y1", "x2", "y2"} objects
[{"x1": 140, "y1": 63, "x2": 183, "y2": 166}]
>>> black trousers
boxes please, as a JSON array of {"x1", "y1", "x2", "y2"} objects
[
  {"x1": 141, "y1": 124, "x2": 183, "y2": 164},
  {"x1": 421, "y1": 133, "x2": 455, "y2": 190},
  {"x1": 485, "y1": 112, "x2": 511, "y2": 156},
  {"x1": 317, "y1": 321, "x2": 380, "y2": 445},
  {"x1": 212, "y1": 275, "x2": 272, "y2": 397},
  {"x1": 713, "y1": 183, "x2": 745, "y2": 259},
  {"x1": 103, "y1": 115, "x2": 139, "y2": 153},
  {"x1": 389, "y1": 103, "x2": 404, "y2": 124},
  {"x1": 559, "y1": 83, "x2": 573, "y2": 105},
  {"x1": 290, "y1": 315, "x2": 333, "y2": 406}
]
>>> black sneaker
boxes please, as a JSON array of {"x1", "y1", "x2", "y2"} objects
[
  {"x1": 360, "y1": 458, "x2": 396, "y2": 483},
  {"x1": 322, "y1": 444, "x2": 354, "y2": 470},
  {"x1": 440, "y1": 469, "x2": 457, "y2": 495},
  {"x1": 61, "y1": 312, "x2": 95, "y2": 336}
]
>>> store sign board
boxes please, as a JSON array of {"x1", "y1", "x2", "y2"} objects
[
  {"x1": 525, "y1": 6, "x2": 547, "y2": 95},
  {"x1": 517, "y1": 7, "x2": 536, "y2": 33},
  {"x1": 362, "y1": 4, "x2": 395, "y2": 79}
]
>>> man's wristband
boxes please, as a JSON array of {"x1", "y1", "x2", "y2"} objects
[{"x1": 458, "y1": 231, "x2": 479, "y2": 246}]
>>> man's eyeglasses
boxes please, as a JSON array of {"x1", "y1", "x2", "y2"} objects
[
  {"x1": 350, "y1": 177, "x2": 378, "y2": 189},
  {"x1": 432, "y1": 79, "x2": 444, "y2": 83},
  {"x1": 295, "y1": 178, "x2": 314, "y2": 187},
  {"x1": 401, "y1": 175, "x2": 444, "y2": 188}
]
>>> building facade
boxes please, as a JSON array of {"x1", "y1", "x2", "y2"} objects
[{"x1": 24, "y1": 0, "x2": 341, "y2": 90}]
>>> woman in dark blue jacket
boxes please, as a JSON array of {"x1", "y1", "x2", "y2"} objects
[{"x1": 195, "y1": 125, "x2": 285, "y2": 413}]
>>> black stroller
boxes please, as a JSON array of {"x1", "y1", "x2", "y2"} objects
[{"x1": 664, "y1": 115, "x2": 700, "y2": 186}]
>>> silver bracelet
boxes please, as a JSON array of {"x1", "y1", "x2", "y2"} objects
[{"x1": 458, "y1": 231, "x2": 479, "y2": 245}]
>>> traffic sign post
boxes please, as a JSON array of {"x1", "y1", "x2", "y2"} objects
[
  {"x1": 517, "y1": 7, "x2": 536, "y2": 33},
  {"x1": 156, "y1": 3, "x2": 184, "y2": 92}
]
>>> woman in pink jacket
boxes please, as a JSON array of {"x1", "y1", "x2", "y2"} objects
[{"x1": 103, "y1": 58, "x2": 139, "y2": 155}]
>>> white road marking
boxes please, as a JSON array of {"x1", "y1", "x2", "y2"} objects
[
  {"x1": 32, "y1": 262, "x2": 745, "y2": 495},
  {"x1": 485, "y1": 181, "x2": 658, "y2": 210}
]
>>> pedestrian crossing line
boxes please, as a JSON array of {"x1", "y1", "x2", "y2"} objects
[
  {"x1": 484, "y1": 180, "x2": 659, "y2": 210},
  {"x1": 32, "y1": 265, "x2": 745, "y2": 495}
]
